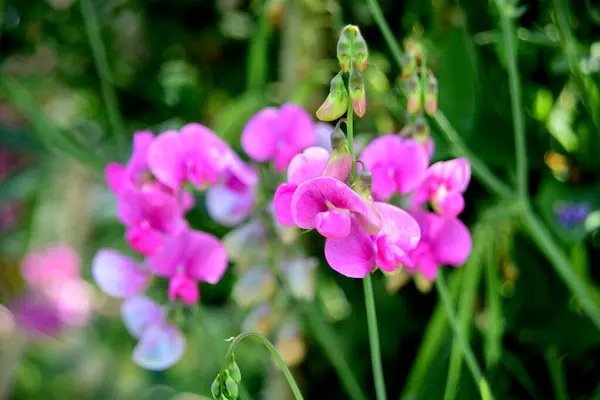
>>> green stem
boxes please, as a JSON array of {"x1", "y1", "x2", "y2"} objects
[
  {"x1": 246, "y1": 1, "x2": 273, "y2": 93},
  {"x1": 304, "y1": 304, "x2": 367, "y2": 400},
  {"x1": 436, "y1": 272, "x2": 495, "y2": 400},
  {"x1": 220, "y1": 332, "x2": 303, "y2": 400},
  {"x1": 80, "y1": 0, "x2": 127, "y2": 158},
  {"x1": 365, "y1": 0, "x2": 513, "y2": 200},
  {"x1": 521, "y1": 206, "x2": 600, "y2": 330},
  {"x1": 444, "y1": 228, "x2": 486, "y2": 400},
  {"x1": 495, "y1": 0, "x2": 528, "y2": 199},
  {"x1": 363, "y1": 275, "x2": 387, "y2": 400},
  {"x1": 484, "y1": 235, "x2": 503, "y2": 369},
  {"x1": 545, "y1": 346, "x2": 568, "y2": 400},
  {"x1": 347, "y1": 96, "x2": 356, "y2": 179}
]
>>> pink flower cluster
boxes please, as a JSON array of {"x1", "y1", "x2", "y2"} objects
[
  {"x1": 11, "y1": 244, "x2": 91, "y2": 336},
  {"x1": 273, "y1": 133, "x2": 473, "y2": 281}
]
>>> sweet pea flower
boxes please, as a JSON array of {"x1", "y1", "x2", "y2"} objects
[
  {"x1": 359, "y1": 135, "x2": 430, "y2": 201},
  {"x1": 147, "y1": 229, "x2": 228, "y2": 305},
  {"x1": 117, "y1": 184, "x2": 187, "y2": 256},
  {"x1": 324, "y1": 202, "x2": 420, "y2": 278},
  {"x1": 106, "y1": 131, "x2": 154, "y2": 194},
  {"x1": 148, "y1": 123, "x2": 232, "y2": 191},
  {"x1": 406, "y1": 211, "x2": 472, "y2": 280},
  {"x1": 122, "y1": 296, "x2": 186, "y2": 371},
  {"x1": 206, "y1": 152, "x2": 258, "y2": 226},
  {"x1": 291, "y1": 176, "x2": 382, "y2": 239},
  {"x1": 411, "y1": 158, "x2": 471, "y2": 217},
  {"x1": 241, "y1": 103, "x2": 316, "y2": 172},
  {"x1": 92, "y1": 249, "x2": 151, "y2": 299}
]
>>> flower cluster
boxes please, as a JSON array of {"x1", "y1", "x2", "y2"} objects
[{"x1": 10, "y1": 244, "x2": 91, "y2": 336}]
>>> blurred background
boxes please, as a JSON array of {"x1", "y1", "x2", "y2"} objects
[{"x1": 1, "y1": 0, "x2": 600, "y2": 399}]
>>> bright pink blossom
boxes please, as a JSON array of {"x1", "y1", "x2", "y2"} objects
[
  {"x1": 92, "y1": 249, "x2": 151, "y2": 298},
  {"x1": 406, "y1": 211, "x2": 472, "y2": 280},
  {"x1": 147, "y1": 229, "x2": 228, "y2": 304},
  {"x1": 241, "y1": 103, "x2": 316, "y2": 172},
  {"x1": 411, "y1": 158, "x2": 471, "y2": 217},
  {"x1": 105, "y1": 131, "x2": 154, "y2": 194},
  {"x1": 360, "y1": 135, "x2": 430, "y2": 201},
  {"x1": 324, "y1": 203, "x2": 420, "y2": 278}
]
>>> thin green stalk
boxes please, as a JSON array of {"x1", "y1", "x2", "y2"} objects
[
  {"x1": 364, "y1": 0, "x2": 513, "y2": 200},
  {"x1": 495, "y1": 0, "x2": 528, "y2": 199},
  {"x1": 80, "y1": 0, "x2": 127, "y2": 157},
  {"x1": 544, "y1": 346, "x2": 568, "y2": 400},
  {"x1": 444, "y1": 228, "x2": 487, "y2": 400},
  {"x1": 304, "y1": 304, "x2": 367, "y2": 400},
  {"x1": 521, "y1": 207, "x2": 600, "y2": 330},
  {"x1": 347, "y1": 97, "x2": 356, "y2": 179},
  {"x1": 363, "y1": 274, "x2": 387, "y2": 400},
  {"x1": 436, "y1": 272, "x2": 495, "y2": 400},
  {"x1": 484, "y1": 236, "x2": 503, "y2": 369},
  {"x1": 246, "y1": 1, "x2": 273, "y2": 93},
  {"x1": 220, "y1": 332, "x2": 303, "y2": 400}
]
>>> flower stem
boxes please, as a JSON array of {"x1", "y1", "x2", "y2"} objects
[
  {"x1": 545, "y1": 346, "x2": 569, "y2": 400},
  {"x1": 494, "y1": 0, "x2": 528, "y2": 199},
  {"x1": 364, "y1": 0, "x2": 513, "y2": 200},
  {"x1": 435, "y1": 272, "x2": 495, "y2": 400},
  {"x1": 220, "y1": 332, "x2": 303, "y2": 400},
  {"x1": 246, "y1": 0, "x2": 273, "y2": 93},
  {"x1": 304, "y1": 303, "x2": 367, "y2": 400},
  {"x1": 80, "y1": 0, "x2": 127, "y2": 159},
  {"x1": 347, "y1": 94, "x2": 356, "y2": 180},
  {"x1": 363, "y1": 274, "x2": 387, "y2": 400}
]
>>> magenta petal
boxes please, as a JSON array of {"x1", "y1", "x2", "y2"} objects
[
  {"x1": 105, "y1": 163, "x2": 126, "y2": 194},
  {"x1": 133, "y1": 323, "x2": 186, "y2": 370},
  {"x1": 315, "y1": 209, "x2": 351, "y2": 238},
  {"x1": 291, "y1": 177, "x2": 368, "y2": 230},
  {"x1": 168, "y1": 274, "x2": 199, "y2": 304},
  {"x1": 241, "y1": 107, "x2": 280, "y2": 162},
  {"x1": 121, "y1": 296, "x2": 164, "y2": 338},
  {"x1": 126, "y1": 225, "x2": 163, "y2": 256},
  {"x1": 147, "y1": 232, "x2": 187, "y2": 277},
  {"x1": 432, "y1": 217, "x2": 472, "y2": 266},
  {"x1": 417, "y1": 251, "x2": 439, "y2": 280},
  {"x1": 185, "y1": 231, "x2": 228, "y2": 284},
  {"x1": 147, "y1": 130, "x2": 186, "y2": 190},
  {"x1": 273, "y1": 183, "x2": 297, "y2": 226},
  {"x1": 92, "y1": 249, "x2": 150, "y2": 298},
  {"x1": 396, "y1": 139, "x2": 430, "y2": 194},
  {"x1": 287, "y1": 147, "x2": 329, "y2": 185},
  {"x1": 323, "y1": 153, "x2": 352, "y2": 182},
  {"x1": 431, "y1": 158, "x2": 471, "y2": 192},
  {"x1": 434, "y1": 191, "x2": 465, "y2": 218},
  {"x1": 128, "y1": 131, "x2": 154, "y2": 179},
  {"x1": 370, "y1": 165, "x2": 397, "y2": 201},
  {"x1": 354, "y1": 202, "x2": 384, "y2": 236},
  {"x1": 206, "y1": 185, "x2": 255, "y2": 227},
  {"x1": 375, "y1": 202, "x2": 421, "y2": 251},
  {"x1": 280, "y1": 103, "x2": 316, "y2": 151},
  {"x1": 324, "y1": 220, "x2": 376, "y2": 278}
]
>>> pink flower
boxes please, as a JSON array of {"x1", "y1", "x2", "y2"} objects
[
  {"x1": 92, "y1": 249, "x2": 151, "y2": 298},
  {"x1": 105, "y1": 131, "x2": 154, "y2": 194},
  {"x1": 411, "y1": 158, "x2": 471, "y2": 217},
  {"x1": 147, "y1": 123, "x2": 231, "y2": 191},
  {"x1": 206, "y1": 152, "x2": 258, "y2": 226},
  {"x1": 117, "y1": 184, "x2": 187, "y2": 256},
  {"x1": 22, "y1": 244, "x2": 79, "y2": 291},
  {"x1": 360, "y1": 135, "x2": 430, "y2": 201},
  {"x1": 147, "y1": 229, "x2": 228, "y2": 305},
  {"x1": 241, "y1": 103, "x2": 316, "y2": 172},
  {"x1": 406, "y1": 211, "x2": 472, "y2": 280},
  {"x1": 291, "y1": 177, "x2": 382, "y2": 239},
  {"x1": 324, "y1": 203, "x2": 420, "y2": 278}
]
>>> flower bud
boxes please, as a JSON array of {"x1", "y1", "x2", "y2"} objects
[
  {"x1": 225, "y1": 374, "x2": 239, "y2": 399},
  {"x1": 413, "y1": 115, "x2": 430, "y2": 140},
  {"x1": 211, "y1": 374, "x2": 222, "y2": 399},
  {"x1": 353, "y1": 29, "x2": 369, "y2": 73},
  {"x1": 275, "y1": 321, "x2": 307, "y2": 367},
  {"x1": 406, "y1": 75, "x2": 422, "y2": 115},
  {"x1": 351, "y1": 167, "x2": 373, "y2": 199},
  {"x1": 401, "y1": 51, "x2": 417, "y2": 80},
  {"x1": 337, "y1": 27, "x2": 352, "y2": 73},
  {"x1": 349, "y1": 67, "x2": 366, "y2": 117},
  {"x1": 323, "y1": 127, "x2": 352, "y2": 181},
  {"x1": 316, "y1": 71, "x2": 348, "y2": 121},
  {"x1": 425, "y1": 70, "x2": 438, "y2": 115},
  {"x1": 228, "y1": 358, "x2": 242, "y2": 383},
  {"x1": 337, "y1": 25, "x2": 369, "y2": 73}
]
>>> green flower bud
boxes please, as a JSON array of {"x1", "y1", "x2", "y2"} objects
[
  {"x1": 414, "y1": 115, "x2": 430, "y2": 140},
  {"x1": 211, "y1": 374, "x2": 222, "y2": 399},
  {"x1": 406, "y1": 75, "x2": 422, "y2": 115},
  {"x1": 424, "y1": 69, "x2": 438, "y2": 115},
  {"x1": 351, "y1": 167, "x2": 373, "y2": 199},
  {"x1": 401, "y1": 51, "x2": 417, "y2": 80},
  {"x1": 227, "y1": 358, "x2": 242, "y2": 383},
  {"x1": 323, "y1": 126, "x2": 352, "y2": 181},
  {"x1": 225, "y1": 375, "x2": 239, "y2": 399},
  {"x1": 353, "y1": 29, "x2": 369, "y2": 73},
  {"x1": 337, "y1": 25, "x2": 368, "y2": 73},
  {"x1": 349, "y1": 67, "x2": 366, "y2": 118},
  {"x1": 337, "y1": 27, "x2": 352, "y2": 73},
  {"x1": 316, "y1": 71, "x2": 348, "y2": 121}
]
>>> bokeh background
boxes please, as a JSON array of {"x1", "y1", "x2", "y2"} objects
[{"x1": 1, "y1": 0, "x2": 600, "y2": 399}]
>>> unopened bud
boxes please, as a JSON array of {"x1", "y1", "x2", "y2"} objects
[
  {"x1": 424, "y1": 70, "x2": 438, "y2": 115},
  {"x1": 228, "y1": 358, "x2": 242, "y2": 383},
  {"x1": 337, "y1": 25, "x2": 368, "y2": 73},
  {"x1": 413, "y1": 115, "x2": 430, "y2": 139},
  {"x1": 401, "y1": 51, "x2": 418, "y2": 80},
  {"x1": 211, "y1": 374, "x2": 222, "y2": 399},
  {"x1": 316, "y1": 71, "x2": 348, "y2": 121},
  {"x1": 351, "y1": 167, "x2": 373, "y2": 199},
  {"x1": 349, "y1": 67, "x2": 366, "y2": 117},
  {"x1": 225, "y1": 374, "x2": 239, "y2": 399},
  {"x1": 406, "y1": 75, "x2": 422, "y2": 115},
  {"x1": 324, "y1": 126, "x2": 351, "y2": 181},
  {"x1": 353, "y1": 29, "x2": 368, "y2": 72},
  {"x1": 337, "y1": 27, "x2": 352, "y2": 72}
]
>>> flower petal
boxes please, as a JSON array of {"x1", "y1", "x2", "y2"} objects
[
  {"x1": 375, "y1": 202, "x2": 421, "y2": 251},
  {"x1": 430, "y1": 158, "x2": 471, "y2": 192},
  {"x1": 133, "y1": 323, "x2": 186, "y2": 370},
  {"x1": 395, "y1": 139, "x2": 430, "y2": 194},
  {"x1": 273, "y1": 183, "x2": 298, "y2": 226},
  {"x1": 128, "y1": 131, "x2": 154, "y2": 182},
  {"x1": 146, "y1": 231, "x2": 187, "y2": 277},
  {"x1": 147, "y1": 130, "x2": 186, "y2": 190},
  {"x1": 185, "y1": 231, "x2": 228, "y2": 284},
  {"x1": 241, "y1": 107, "x2": 280, "y2": 162},
  {"x1": 433, "y1": 191, "x2": 465, "y2": 218},
  {"x1": 168, "y1": 274, "x2": 199, "y2": 304},
  {"x1": 287, "y1": 147, "x2": 329, "y2": 185},
  {"x1": 431, "y1": 217, "x2": 472, "y2": 267},
  {"x1": 92, "y1": 249, "x2": 150, "y2": 298},
  {"x1": 315, "y1": 209, "x2": 351, "y2": 238},
  {"x1": 206, "y1": 184, "x2": 255, "y2": 227},
  {"x1": 105, "y1": 163, "x2": 126, "y2": 194},
  {"x1": 121, "y1": 296, "x2": 164, "y2": 338},
  {"x1": 324, "y1": 219, "x2": 376, "y2": 278},
  {"x1": 125, "y1": 225, "x2": 163, "y2": 256},
  {"x1": 280, "y1": 103, "x2": 316, "y2": 151}
]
